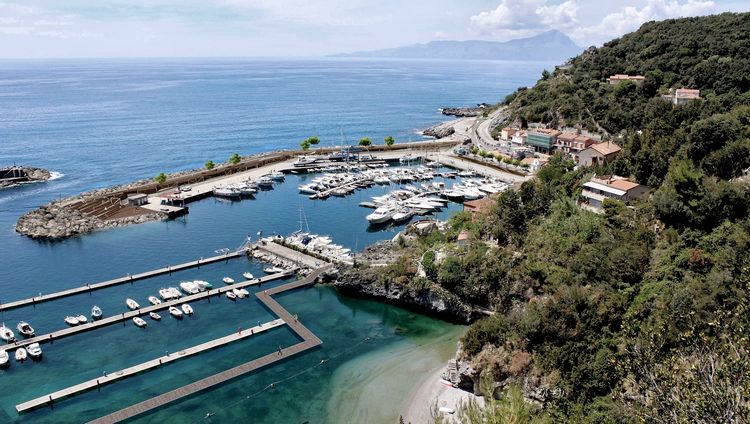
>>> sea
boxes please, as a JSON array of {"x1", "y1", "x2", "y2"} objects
[{"x1": 0, "y1": 58, "x2": 551, "y2": 423}]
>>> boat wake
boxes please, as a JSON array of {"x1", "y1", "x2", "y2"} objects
[{"x1": 48, "y1": 171, "x2": 65, "y2": 181}]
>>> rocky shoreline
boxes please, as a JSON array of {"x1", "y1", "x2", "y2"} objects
[
  {"x1": 15, "y1": 204, "x2": 165, "y2": 239},
  {"x1": 328, "y1": 242, "x2": 479, "y2": 324},
  {"x1": 422, "y1": 122, "x2": 456, "y2": 139},
  {"x1": 440, "y1": 104, "x2": 490, "y2": 117},
  {"x1": 0, "y1": 166, "x2": 52, "y2": 189}
]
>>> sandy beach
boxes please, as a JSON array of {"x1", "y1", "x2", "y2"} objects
[{"x1": 400, "y1": 363, "x2": 481, "y2": 424}]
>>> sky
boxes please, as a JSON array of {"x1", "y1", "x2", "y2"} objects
[{"x1": 0, "y1": 0, "x2": 748, "y2": 58}]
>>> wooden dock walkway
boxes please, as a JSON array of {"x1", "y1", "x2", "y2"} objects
[
  {"x1": 0, "y1": 250, "x2": 247, "y2": 312},
  {"x1": 15, "y1": 319, "x2": 286, "y2": 413},
  {"x1": 87, "y1": 266, "x2": 331, "y2": 424},
  {"x1": 0, "y1": 270, "x2": 294, "y2": 351}
]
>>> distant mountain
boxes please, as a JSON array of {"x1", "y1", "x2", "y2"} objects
[{"x1": 334, "y1": 30, "x2": 582, "y2": 62}]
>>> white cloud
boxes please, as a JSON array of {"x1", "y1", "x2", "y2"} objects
[
  {"x1": 572, "y1": 0, "x2": 715, "y2": 44},
  {"x1": 470, "y1": 0, "x2": 717, "y2": 45},
  {"x1": 0, "y1": 2, "x2": 83, "y2": 37},
  {"x1": 536, "y1": 0, "x2": 579, "y2": 29}
]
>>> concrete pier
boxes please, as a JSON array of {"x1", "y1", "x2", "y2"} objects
[
  {"x1": 15, "y1": 319, "x2": 286, "y2": 413},
  {"x1": 0, "y1": 250, "x2": 248, "y2": 312},
  {"x1": 0, "y1": 270, "x2": 293, "y2": 351},
  {"x1": 87, "y1": 266, "x2": 331, "y2": 424}
]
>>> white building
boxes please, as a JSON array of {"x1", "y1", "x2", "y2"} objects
[{"x1": 581, "y1": 176, "x2": 649, "y2": 212}]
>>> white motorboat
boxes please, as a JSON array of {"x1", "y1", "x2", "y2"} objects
[
  {"x1": 366, "y1": 205, "x2": 397, "y2": 224},
  {"x1": 0, "y1": 324, "x2": 15, "y2": 342},
  {"x1": 181, "y1": 304, "x2": 194, "y2": 315},
  {"x1": 242, "y1": 272, "x2": 254, "y2": 280},
  {"x1": 237, "y1": 288, "x2": 250, "y2": 298},
  {"x1": 232, "y1": 288, "x2": 246, "y2": 299},
  {"x1": 91, "y1": 305, "x2": 103, "y2": 320},
  {"x1": 269, "y1": 170, "x2": 285, "y2": 180},
  {"x1": 148, "y1": 296, "x2": 162, "y2": 305},
  {"x1": 257, "y1": 176, "x2": 274, "y2": 188},
  {"x1": 26, "y1": 343, "x2": 42, "y2": 360},
  {"x1": 16, "y1": 321, "x2": 35, "y2": 338},
  {"x1": 159, "y1": 287, "x2": 181, "y2": 300},
  {"x1": 77, "y1": 314, "x2": 88, "y2": 324},
  {"x1": 294, "y1": 155, "x2": 319, "y2": 167},
  {"x1": 0, "y1": 350, "x2": 8, "y2": 367},
  {"x1": 222, "y1": 277, "x2": 235, "y2": 284},
  {"x1": 64, "y1": 316, "x2": 80, "y2": 326},
  {"x1": 213, "y1": 186, "x2": 241, "y2": 198},
  {"x1": 168, "y1": 306, "x2": 183, "y2": 319},
  {"x1": 149, "y1": 312, "x2": 162, "y2": 321},
  {"x1": 194, "y1": 280, "x2": 212, "y2": 291},
  {"x1": 179, "y1": 281, "x2": 200, "y2": 295},
  {"x1": 392, "y1": 207, "x2": 416, "y2": 223},
  {"x1": 263, "y1": 266, "x2": 284, "y2": 274},
  {"x1": 125, "y1": 298, "x2": 140, "y2": 310},
  {"x1": 132, "y1": 317, "x2": 147, "y2": 328},
  {"x1": 298, "y1": 184, "x2": 320, "y2": 195},
  {"x1": 14, "y1": 348, "x2": 27, "y2": 362},
  {"x1": 226, "y1": 291, "x2": 237, "y2": 300}
]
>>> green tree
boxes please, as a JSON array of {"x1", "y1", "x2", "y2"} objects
[
  {"x1": 204, "y1": 160, "x2": 215, "y2": 171},
  {"x1": 300, "y1": 139, "x2": 311, "y2": 150},
  {"x1": 229, "y1": 153, "x2": 241, "y2": 165},
  {"x1": 359, "y1": 137, "x2": 372, "y2": 146},
  {"x1": 307, "y1": 136, "x2": 320, "y2": 145},
  {"x1": 384, "y1": 136, "x2": 395, "y2": 147},
  {"x1": 154, "y1": 173, "x2": 167, "y2": 184}
]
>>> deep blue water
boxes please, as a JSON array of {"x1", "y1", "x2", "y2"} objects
[{"x1": 0, "y1": 58, "x2": 550, "y2": 422}]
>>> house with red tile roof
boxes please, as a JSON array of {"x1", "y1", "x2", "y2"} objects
[{"x1": 577, "y1": 141, "x2": 622, "y2": 167}]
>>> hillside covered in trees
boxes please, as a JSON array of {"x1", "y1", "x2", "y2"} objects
[{"x1": 384, "y1": 13, "x2": 750, "y2": 423}]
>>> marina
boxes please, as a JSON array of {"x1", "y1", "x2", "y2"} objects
[
  {"x1": 0, "y1": 269, "x2": 293, "y2": 351},
  {"x1": 87, "y1": 266, "x2": 330, "y2": 424},
  {"x1": 15, "y1": 318, "x2": 286, "y2": 413},
  {"x1": 0, "y1": 250, "x2": 248, "y2": 312}
]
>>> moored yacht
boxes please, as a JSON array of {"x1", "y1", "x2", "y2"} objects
[
  {"x1": 294, "y1": 155, "x2": 319, "y2": 167},
  {"x1": 0, "y1": 350, "x2": 8, "y2": 367},
  {"x1": 263, "y1": 266, "x2": 284, "y2": 274},
  {"x1": 366, "y1": 205, "x2": 397, "y2": 224},
  {"x1": 242, "y1": 272, "x2": 254, "y2": 280},
  {"x1": 148, "y1": 296, "x2": 162, "y2": 305},
  {"x1": 181, "y1": 303, "x2": 194, "y2": 315},
  {"x1": 91, "y1": 305, "x2": 103, "y2": 320},
  {"x1": 194, "y1": 280, "x2": 212, "y2": 291},
  {"x1": 26, "y1": 343, "x2": 42, "y2": 360},
  {"x1": 222, "y1": 277, "x2": 235, "y2": 284},
  {"x1": 16, "y1": 321, "x2": 35, "y2": 338},
  {"x1": 179, "y1": 281, "x2": 200, "y2": 295},
  {"x1": 168, "y1": 306, "x2": 183, "y2": 318},
  {"x1": 14, "y1": 347, "x2": 27, "y2": 362},
  {"x1": 64, "y1": 316, "x2": 80, "y2": 326},
  {"x1": 213, "y1": 186, "x2": 241, "y2": 198},
  {"x1": 76, "y1": 314, "x2": 88, "y2": 324},
  {"x1": 0, "y1": 324, "x2": 15, "y2": 343},
  {"x1": 269, "y1": 170, "x2": 285, "y2": 180},
  {"x1": 149, "y1": 312, "x2": 162, "y2": 321},
  {"x1": 125, "y1": 298, "x2": 140, "y2": 310},
  {"x1": 226, "y1": 290, "x2": 237, "y2": 300},
  {"x1": 132, "y1": 317, "x2": 147, "y2": 328}
]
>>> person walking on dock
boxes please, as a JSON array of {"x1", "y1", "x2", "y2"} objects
[{"x1": 277, "y1": 345, "x2": 282, "y2": 356}]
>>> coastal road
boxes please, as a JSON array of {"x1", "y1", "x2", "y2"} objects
[{"x1": 472, "y1": 107, "x2": 509, "y2": 152}]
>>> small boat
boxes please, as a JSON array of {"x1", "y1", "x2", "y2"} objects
[
  {"x1": 16, "y1": 321, "x2": 35, "y2": 338},
  {"x1": 168, "y1": 306, "x2": 183, "y2": 319},
  {"x1": 392, "y1": 207, "x2": 415, "y2": 223},
  {"x1": 269, "y1": 170, "x2": 285, "y2": 181},
  {"x1": 242, "y1": 272, "x2": 254, "y2": 280},
  {"x1": 15, "y1": 348, "x2": 27, "y2": 362},
  {"x1": 179, "y1": 281, "x2": 200, "y2": 295},
  {"x1": 237, "y1": 288, "x2": 250, "y2": 298},
  {"x1": 77, "y1": 314, "x2": 88, "y2": 324},
  {"x1": 226, "y1": 291, "x2": 237, "y2": 301},
  {"x1": 257, "y1": 176, "x2": 274, "y2": 188},
  {"x1": 64, "y1": 316, "x2": 80, "y2": 326},
  {"x1": 181, "y1": 304, "x2": 194, "y2": 315},
  {"x1": 0, "y1": 324, "x2": 15, "y2": 342},
  {"x1": 213, "y1": 186, "x2": 241, "y2": 198},
  {"x1": 148, "y1": 296, "x2": 162, "y2": 305},
  {"x1": 194, "y1": 280, "x2": 212, "y2": 291},
  {"x1": 125, "y1": 298, "x2": 140, "y2": 310},
  {"x1": 366, "y1": 205, "x2": 397, "y2": 224},
  {"x1": 263, "y1": 266, "x2": 284, "y2": 274},
  {"x1": 223, "y1": 277, "x2": 235, "y2": 284},
  {"x1": 91, "y1": 305, "x2": 103, "y2": 320},
  {"x1": 0, "y1": 350, "x2": 8, "y2": 367},
  {"x1": 159, "y1": 287, "x2": 182, "y2": 300},
  {"x1": 132, "y1": 317, "x2": 147, "y2": 328},
  {"x1": 26, "y1": 343, "x2": 42, "y2": 360},
  {"x1": 232, "y1": 288, "x2": 246, "y2": 299},
  {"x1": 149, "y1": 312, "x2": 162, "y2": 321}
]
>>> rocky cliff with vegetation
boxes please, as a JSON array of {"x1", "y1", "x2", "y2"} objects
[{"x1": 388, "y1": 13, "x2": 750, "y2": 423}]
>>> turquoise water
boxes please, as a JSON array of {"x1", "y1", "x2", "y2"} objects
[{"x1": 0, "y1": 58, "x2": 549, "y2": 422}]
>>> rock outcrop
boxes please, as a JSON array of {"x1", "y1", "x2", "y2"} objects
[
  {"x1": 441, "y1": 106, "x2": 484, "y2": 117},
  {"x1": 15, "y1": 204, "x2": 165, "y2": 239},
  {"x1": 422, "y1": 123, "x2": 456, "y2": 139},
  {"x1": 0, "y1": 166, "x2": 52, "y2": 189},
  {"x1": 329, "y1": 242, "x2": 477, "y2": 323}
]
